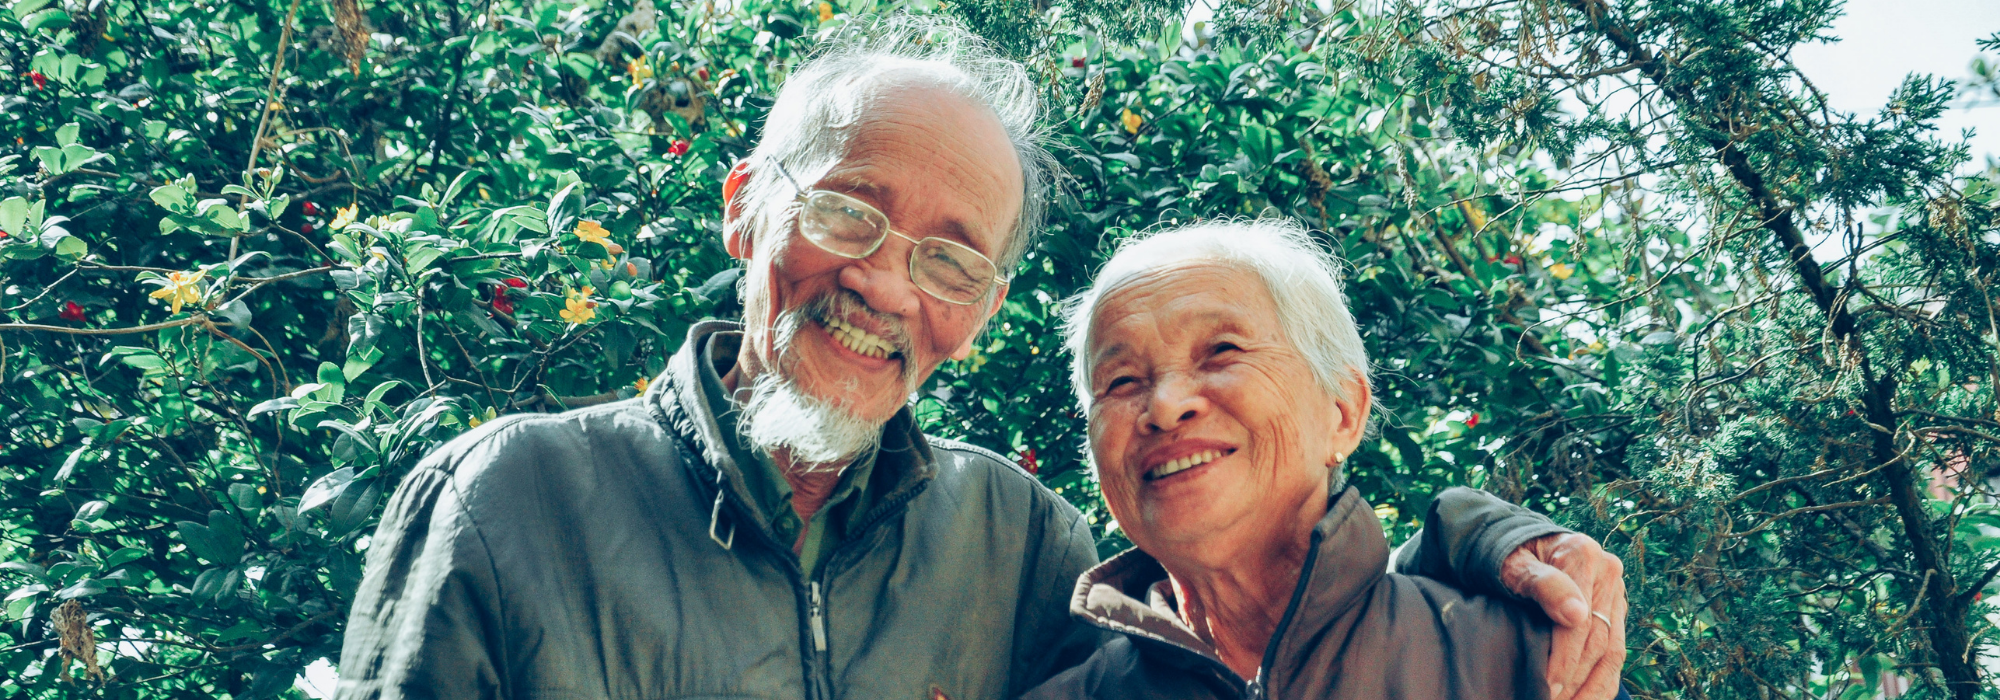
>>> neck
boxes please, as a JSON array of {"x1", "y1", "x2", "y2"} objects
[{"x1": 1158, "y1": 479, "x2": 1329, "y2": 680}]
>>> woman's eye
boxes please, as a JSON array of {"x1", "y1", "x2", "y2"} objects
[
  {"x1": 1105, "y1": 376, "x2": 1136, "y2": 393},
  {"x1": 1212, "y1": 342, "x2": 1241, "y2": 356}
]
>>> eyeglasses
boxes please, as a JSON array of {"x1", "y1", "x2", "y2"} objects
[{"x1": 772, "y1": 162, "x2": 1005, "y2": 306}]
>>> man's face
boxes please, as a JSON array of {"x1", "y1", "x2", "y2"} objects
[{"x1": 733, "y1": 83, "x2": 1021, "y2": 429}]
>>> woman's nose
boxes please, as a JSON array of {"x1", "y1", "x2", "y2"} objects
[{"x1": 1142, "y1": 374, "x2": 1207, "y2": 434}]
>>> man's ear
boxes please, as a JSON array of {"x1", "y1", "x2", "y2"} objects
[
  {"x1": 722, "y1": 160, "x2": 754, "y2": 260},
  {"x1": 950, "y1": 281, "x2": 1009, "y2": 361}
]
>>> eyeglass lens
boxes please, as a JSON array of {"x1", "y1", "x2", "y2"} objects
[{"x1": 796, "y1": 191, "x2": 997, "y2": 304}]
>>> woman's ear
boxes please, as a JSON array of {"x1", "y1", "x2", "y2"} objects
[
  {"x1": 722, "y1": 160, "x2": 754, "y2": 260},
  {"x1": 1330, "y1": 375, "x2": 1373, "y2": 457}
]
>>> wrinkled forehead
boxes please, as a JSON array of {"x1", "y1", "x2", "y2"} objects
[
  {"x1": 1084, "y1": 259, "x2": 1274, "y2": 362},
  {"x1": 829, "y1": 83, "x2": 1023, "y2": 253}
]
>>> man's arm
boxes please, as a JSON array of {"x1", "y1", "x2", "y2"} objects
[
  {"x1": 1391, "y1": 487, "x2": 1626, "y2": 700},
  {"x1": 1008, "y1": 499, "x2": 1111, "y2": 697},
  {"x1": 335, "y1": 465, "x2": 506, "y2": 700}
]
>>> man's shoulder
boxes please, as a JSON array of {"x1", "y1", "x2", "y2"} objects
[
  {"x1": 920, "y1": 434, "x2": 1085, "y2": 520},
  {"x1": 410, "y1": 397, "x2": 683, "y2": 497}
]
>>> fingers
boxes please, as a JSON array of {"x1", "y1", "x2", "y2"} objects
[
  {"x1": 1516, "y1": 554, "x2": 1590, "y2": 628},
  {"x1": 1546, "y1": 609, "x2": 1588, "y2": 700},
  {"x1": 1521, "y1": 533, "x2": 1627, "y2": 700},
  {"x1": 1572, "y1": 634, "x2": 1628, "y2": 700}
]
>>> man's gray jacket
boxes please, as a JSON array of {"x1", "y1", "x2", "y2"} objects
[{"x1": 335, "y1": 321, "x2": 1568, "y2": 699}]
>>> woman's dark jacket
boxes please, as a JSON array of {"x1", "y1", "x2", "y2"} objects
[{"x1": 1022, "y1": 487, "x2": 1553, "y2": 700}]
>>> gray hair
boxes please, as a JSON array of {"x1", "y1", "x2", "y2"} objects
[
  {"x1": 729, "y1": 15, "x2": 1054, "y2": 272},
  {"x1": 1060, "y1": 219, "x2": 1374, "y2": 414}
]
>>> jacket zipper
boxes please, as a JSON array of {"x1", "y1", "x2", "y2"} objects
[
  {"x1": 1240, "y1": 528, "x2": 1326, "y2": 699},
  {"x1": 809, "y1": 581, "x2": 828, "y2": 652}
]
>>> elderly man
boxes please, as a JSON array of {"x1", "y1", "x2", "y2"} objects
[
  {"x1": 1028, "y1": 219, "x2": 1624, "y2": 699},
  {"x1": 336, "y1": 18, "x2": 1623, "y2": 700}
]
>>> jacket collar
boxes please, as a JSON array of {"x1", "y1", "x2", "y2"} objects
[
  {"x1": 648, "y1": 320, "x2": 938, "y2": 548},
  {"x1": 1066, "y1": 487, "x2": 1389, "y2": 681}
]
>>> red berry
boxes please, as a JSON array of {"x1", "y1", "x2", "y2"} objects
[
  {"x1": 27, "y1": 72, "x2": 46, "y2": 90},
  {"x1": 668, "y1": 140, "x2": 691, "y2": 156},
  {"x1": 1071, "y1": 57, "x2": 1086, "y2": 68},
  {"x1": 503, "y1": 277, "x2": 527, "y2": 288},
  {"x1": 1503, "y1": 254, "x2": 1522, "y2": 265},
  {"x1": 59, "y1": 301, "x2": 85, "y2": 322},
  {"x1": 1017, "y1": 448, "x2": 1039, "y2": 475},
  {"x1": 304, "y1": 201, "x2": 320, "y2": 216},
  {"x1": 300, "y1": 223, "x2": 314, "y2": 234},
  {"x1": 1465, "y1": 413, "x2": 1480, "y2": 428},
  {"x1": 697, "y1": 67, "x2": 710, "y2": 80},
  {"x1": 490, "y1": 286, "x2": 515, "y2": 315}
]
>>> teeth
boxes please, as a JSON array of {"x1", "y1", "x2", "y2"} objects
[
  {"x1": 1148, "y1": 450, "x2": 1223, "y2": 480},
  {"x1": 826, "y1": 318, "x2": 894, "y2": 359}
]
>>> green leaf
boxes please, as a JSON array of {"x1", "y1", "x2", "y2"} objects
[
  {"x1": 247, "y1": 396, "x2": 299, "y2": 419},
  {"x1": 343, "y1": 345, "x2": 384, "y2": 381},
  {"x1": 23, "y1": 8, "x2": 70, "y2": 32},
  {"x1": 0, "y1": 197, "x2": 27, "y2": 234},
  {"x1": 229, "y1": 483, "x2": 262, "y2": 512},
  {"x1": 54, "y1": 122, "x2": 79, "y2": 147},
  {"x1": 53, "y1": 234, "x2": 85, "y2": 259},
  {"x1": 149, "y1": 183, "x2": 188, "y2": 210},
  {"x1": 102, "y1": 547, "x2": 148, "y2": 570},
  {"x1": 299, "y1": 467, "x2": 355, "y2": 513},
  {"x1": 176, "y1": 521, "x2": 230, "y2": 563},
  {"x1": 9, "y1": 0, "x2": 53, "y2": 20}
]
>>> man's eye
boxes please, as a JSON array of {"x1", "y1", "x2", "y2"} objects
[
  {"x1": 1105, "y1": 376, "x2": 1136, "y2": 392},
  {"x1": 1212, "y1": 342, "x2": 1242, "y2": 356}
]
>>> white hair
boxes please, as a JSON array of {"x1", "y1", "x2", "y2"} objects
[
  {"x1": 729, "y1": 15, "x2": 1054, "y2": 271},
  {"x1": 739, "y1": 298, "x2": 887, "y2": 468},
  {"x1": 1060, "y1": 219, "x2": 1374, "y2": 413}
]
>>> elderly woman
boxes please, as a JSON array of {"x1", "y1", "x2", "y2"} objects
[{"x1": 1025, "y1": 220, "x2": 1617, "y2": 699}]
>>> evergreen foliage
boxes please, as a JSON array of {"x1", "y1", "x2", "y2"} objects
[{"x1": 0, "y1": 0, "x2": 1994, "y2": 698}]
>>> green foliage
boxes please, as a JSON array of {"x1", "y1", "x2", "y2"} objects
[
  {"x1": 3, "y1": 0, "x2": 1995, "y2": 698},
  {"x1": 1339, "y1": 1, "x2": 2000, "y2": 698}
]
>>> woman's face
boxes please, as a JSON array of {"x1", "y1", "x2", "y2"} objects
[{"x1": 1085, "y1": 260, "x2": 1366, "y2": 567}]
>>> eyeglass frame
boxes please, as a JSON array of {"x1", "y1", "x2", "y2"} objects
[{"x1": 769, "y1": 160, "x2": 1009, "y2": 306}]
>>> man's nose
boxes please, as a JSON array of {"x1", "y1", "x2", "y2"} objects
[
  {"x1": 836, "y1": 237, "x2": 923, "y2": 319},
  {"x1": 1142, "y1": 374, "x2": 1207, "y2": 434}
]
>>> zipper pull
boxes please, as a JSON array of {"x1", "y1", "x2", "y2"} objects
[
  {"x1": 1245, "y1": 672, "x2": 1264, "y2": 700},
  {"x1": 809, "y1": 581, "x2": 828, "y2": 652}
]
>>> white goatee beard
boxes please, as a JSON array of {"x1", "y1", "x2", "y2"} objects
[{"x1": 739, "y1": 304, "x2": 885, "y2": 470}]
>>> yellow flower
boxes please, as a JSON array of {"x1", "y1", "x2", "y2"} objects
[
  {"x1": 559, "y1": 296, "x2": 598, "y2": 324},
  {"x1": 627, "y1": 56, "x2": 654, "y2": 84},
  {"x1": 818, "y1": 2, "x2": 834, "y2": 21},
  {"x1": 1121, "y1": 109, "x2": 1142, "y2": 134},
  {"x1": 634, "y1": 376, "x2": 650, "y2": 392},
  {"x1": 147, "y1": 270, "x2": 208, "y2": 314},
  {"x1": 330, "y1": 204, "x2": 358, "y2": 230},
  {"x1": 468, "y1": 406, "x2": 495, "y2": 428},
  {"x1": 1550, "y1": 263, "x2": 1575, "y2": 280},
  {"x1": 574, "y1": 220, "x2": 624, "y2": 254}
]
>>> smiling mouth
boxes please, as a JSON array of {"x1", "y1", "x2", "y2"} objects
[
  {"x1": 1145, "y1": 449, "x2": 1232, "y2": 481},
  {"x1": 824, "y1": 317, "x2": 901, "y2": 360}
]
